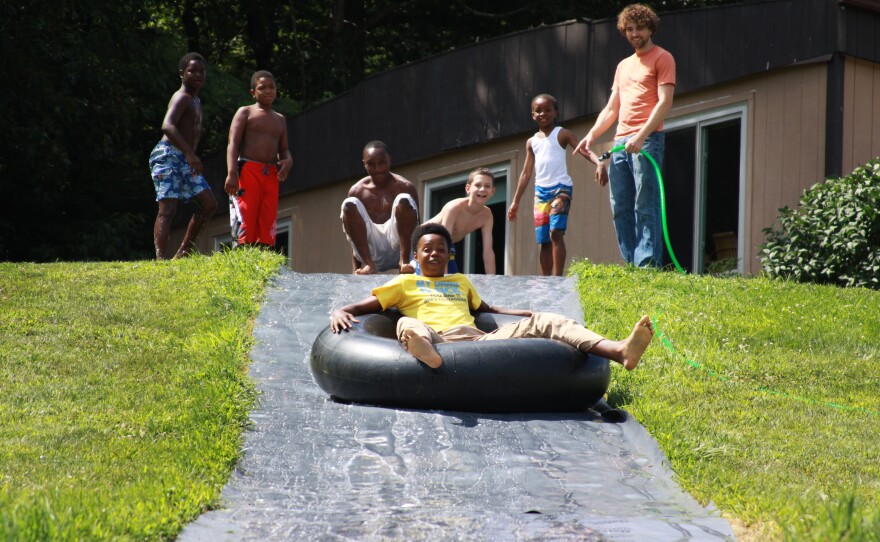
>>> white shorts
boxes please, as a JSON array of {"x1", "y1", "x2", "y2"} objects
[{"x1": 340, "y1": 193, "x2": 417, "y2": 272}]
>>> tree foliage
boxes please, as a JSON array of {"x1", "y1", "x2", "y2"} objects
[
  {"x1": 760, "y1": 159, "x2": 880, "y2": 290},
  {"x1": 1, "y1": 0, "x2": 739, "y2": 261},
  {"x1": 1, "y1": 1, "x2": 176, "y2": 260}
]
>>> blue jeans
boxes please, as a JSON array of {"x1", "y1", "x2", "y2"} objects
[{"x1": 608, "y1": 131, "x2": 665, "y2": 268}]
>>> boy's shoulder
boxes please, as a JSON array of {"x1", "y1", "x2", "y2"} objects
[
  {"x1": 169, "y1": 87, "x2": 197, "y2": 105},
  {"x1": 532, "y1": 125, "x2": 563, "y2": 139},
  {"x1": 444, "y1": 197, "x2": 470, "y2": 209},
  {"x1": 391, "y1": 172, "x2": 416, "y2": 188},
  {"x1": 234, "y1": 104, "x2": 254, "y2": 117}
]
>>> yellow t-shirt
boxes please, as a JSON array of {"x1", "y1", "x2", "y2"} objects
[{"x1": 371, "y1": 273, "x2": 483, "y2": 332}]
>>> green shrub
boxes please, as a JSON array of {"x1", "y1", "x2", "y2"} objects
[{"x1": 760, "y1": 159, "x2": 880, "y2": 289}]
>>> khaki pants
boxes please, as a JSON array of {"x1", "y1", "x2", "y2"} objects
[{"x1": 397, "y1": 312, "x2": 604, "y2": 354}]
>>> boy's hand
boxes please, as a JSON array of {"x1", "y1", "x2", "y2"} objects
[
  {"x1": 277, "y1": 158, "x2": 293, "y2": 182},
  {"x1": 186, "y1": 153, "x2": 204, "y2": 176},
  {"x1": 224, "y1": 175, "x2": 240, "y2": 197},
  {"x1": 595, "y1": 162, "x2": 609, "y2": 187},
  {"x1": 506, "y1": 203, "x2": 519, "y2": 221},
  {"x1": 330, "y1": 310, "x2": 359, "y2": 333}
]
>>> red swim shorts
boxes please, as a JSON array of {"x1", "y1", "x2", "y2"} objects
[{"x1": 234, "y1": 160, "x2": 279, "y2": 246}]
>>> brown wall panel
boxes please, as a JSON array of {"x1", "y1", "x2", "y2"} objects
[
  {"x1": 874, "y1": 62, "x2": 880, "y2": 156},
  {"x1": 844, "y1": 58, "x2": 880, "y2": 172},
  {"x1": 781, "y1": 70, "x2": 805, "y2": 207}
]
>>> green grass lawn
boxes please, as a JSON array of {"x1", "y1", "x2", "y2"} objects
[
  {"x1": 0, "y1": 248, "x2": 285, "y2": 541},
  {"x1": 1, "y1": 251, "x2": 878, "y2": 540},
  {"x1": 570, "y1": 260, "x2": 880, "y2": 541}
]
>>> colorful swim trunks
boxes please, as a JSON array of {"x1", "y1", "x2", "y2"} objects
[
  {"x1": 233, "y1": 160, "x2": 280, "y2": 246},
  {"x1": 533, "y1": 183, "x2": 572, "y2": 244},
  {"x1": 149, "y1": 141, "x2": 211, "y2": 202}
]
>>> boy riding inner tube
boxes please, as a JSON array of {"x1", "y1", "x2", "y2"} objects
[{"x1": 310, "y1": 310, "x2": 611, "y2": 413}]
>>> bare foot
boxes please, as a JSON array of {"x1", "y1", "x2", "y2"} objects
[
  {"x1": 620, "y1": 315, "x2": 654, "y2": 371},
  {"x1": 354, "y1": 264, "x2": 376, "y2": 275},
  {"x1": 403, "y1": 332, "x2": 442, "y2": 368},
  {"x1": 399, "y1": 261, "x2": 415, "y2": 274}
]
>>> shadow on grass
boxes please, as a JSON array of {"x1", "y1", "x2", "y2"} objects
[{"x1": 605, "y1": 386, "x2": 635, "y2": 411}]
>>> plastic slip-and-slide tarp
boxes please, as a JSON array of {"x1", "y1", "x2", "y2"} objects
[{"x1": 179, "y1": 271, "x2": 735, "y2": 542}]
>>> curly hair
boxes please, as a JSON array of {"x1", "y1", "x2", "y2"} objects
[
  {"x1": 531, "y1": 93, "x2": 558, "y2": 112},
  {"x1": 178, "y1": 52, "x2": 206, "y2": 73},
  {"x1": 617, "y1": 4, "x2": 659, "y2": 35},
  {"x1": 250, "y1": 70, "x2": 275, "y2": 89},
  {"x1": 411, "y1": 223, "x2": 453, "y2": 255}
]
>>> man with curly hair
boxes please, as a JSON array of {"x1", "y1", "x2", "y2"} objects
[{"x1": 575, "y1": 4, "x2": 676, "y2": 268}]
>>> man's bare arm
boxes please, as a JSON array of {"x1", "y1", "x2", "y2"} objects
[{"x1": 574, "y1": 88, "x2": 620, "y2": 157}]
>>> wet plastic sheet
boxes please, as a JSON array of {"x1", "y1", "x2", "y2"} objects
[{"x1": 179, "y1": 271, "x2": 735, "y2": 541}]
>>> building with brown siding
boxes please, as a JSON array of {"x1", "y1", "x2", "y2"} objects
[{"x1": 181, "y1": 0, "x2": 880, "y2": 276}]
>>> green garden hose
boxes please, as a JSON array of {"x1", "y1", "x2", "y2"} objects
[{"x1": 600, "y1": 145, "x2": 685, "y2": 274}]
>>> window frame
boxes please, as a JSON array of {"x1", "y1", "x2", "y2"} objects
[
  {"x1": 664, "y1": 103, "x2": 748, "y2": 274},
  {"x1": 422, "y1": 162, "x2": 511, "y2": 274}
]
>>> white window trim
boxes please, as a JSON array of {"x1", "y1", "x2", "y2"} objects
[
  {"x1": 275, "y1": 219, "x2": 292, "y2": 266},
  {"x1": 664, "y1": 103, "x2": 748, "y2": 274}
]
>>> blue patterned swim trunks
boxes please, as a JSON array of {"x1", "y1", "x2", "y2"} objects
[{"x1": 149, "y1": 141, "x2": 211, "y2": 201}]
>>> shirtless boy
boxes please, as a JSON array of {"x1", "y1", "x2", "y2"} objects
[
  {"x1": 341, "y1": 141, "x2": 419, "y2": 274},
  {"x1": 224, "y1": 70, "x2": 293, "y2": 248},
  {"x1": 149, "y1": 52, "x2": 218, "y2": 259},
  {"x1": 418, "y1": 167, "x2": 497, "y2": 274}
]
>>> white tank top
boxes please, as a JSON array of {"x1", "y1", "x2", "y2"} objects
[{"x1": 532, "y1": 126, "x2": 572, "y2": 188}]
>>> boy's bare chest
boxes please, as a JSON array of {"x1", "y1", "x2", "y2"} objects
[
  {"x1": 367, "y1": 190, "x2": 392, "y2": 212},
  {"x1": 182, "y1": 99, "x2": 202, "y2": 128},
  {"x1": 446, "y1": 210, "x2": 486, "y2": 241},
  {"x1": 359, "y1": 186, "x2": 399, "y2": 220},
  {"x1": 246, "y1": 112, "x2": 282, "y2": 136}
]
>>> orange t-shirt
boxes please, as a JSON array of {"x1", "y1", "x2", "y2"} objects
[{"x1": 612, "y1": 45, "x2": 676, "y2": 139}]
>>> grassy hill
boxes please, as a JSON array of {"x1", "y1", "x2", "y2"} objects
[
  {"x1": 570, "y1": 260, "x2": 880, "y2": 541},
  {"x1": 1, "y1": 250, "x2": 878, "y2": 540}
]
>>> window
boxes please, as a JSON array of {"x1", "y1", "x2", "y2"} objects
[
  {"x1": 273, "y1": 219, "x2": 292, "y2": 261},
  {"x1": 423, "y1": 164, "x2": 509, "y2": 274},
  {"x1": 663, "y1": 105, "x2": 747, "y2": 274}
]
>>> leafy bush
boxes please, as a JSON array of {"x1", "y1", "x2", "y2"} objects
[{"x1": 760, "y1": 159, "x2": 880, "y2": 289}]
